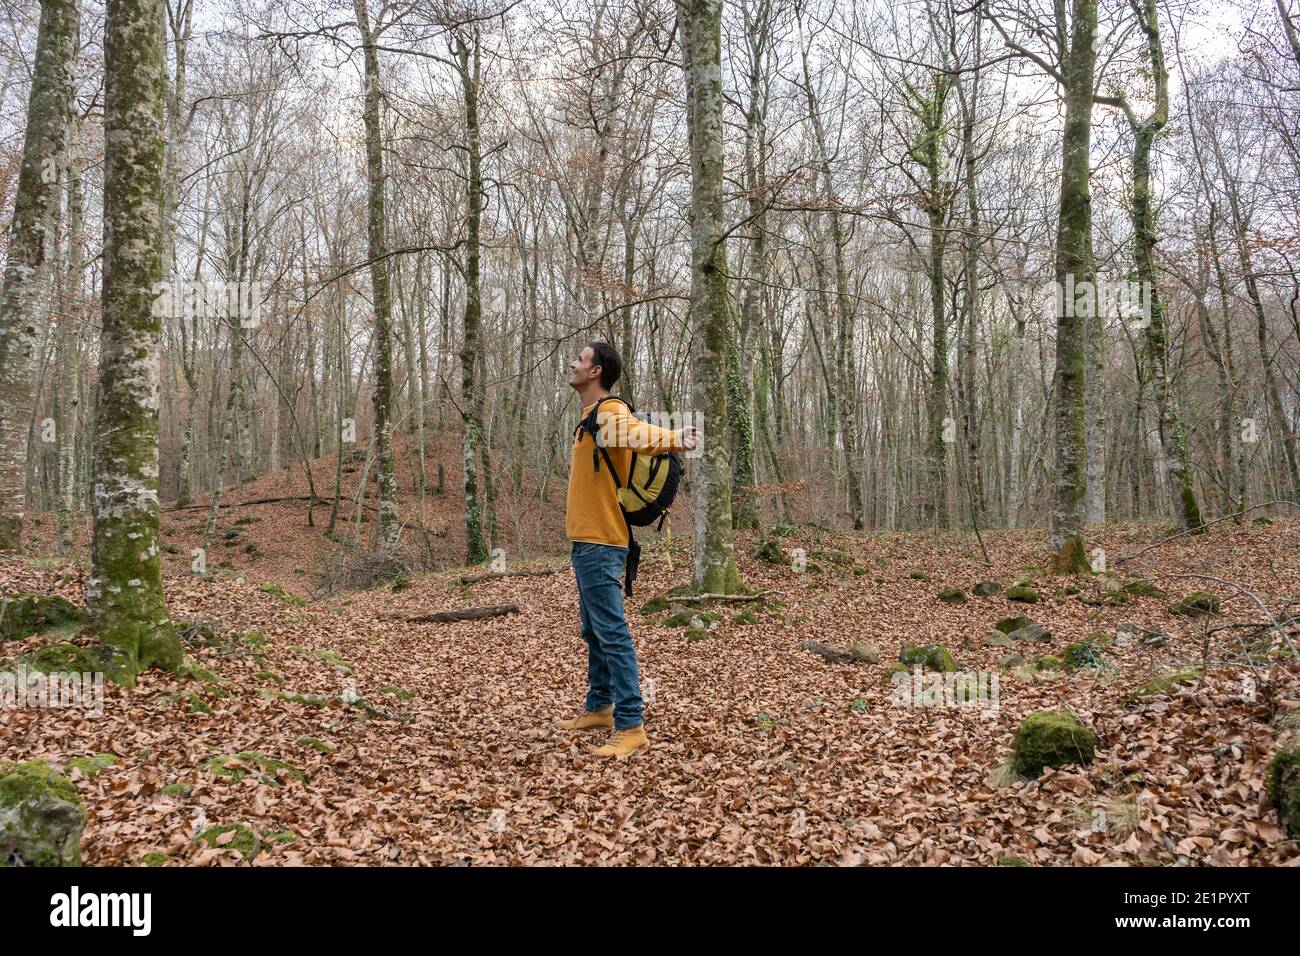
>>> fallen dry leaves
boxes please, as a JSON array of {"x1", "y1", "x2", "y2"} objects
[{"x1": 3, "y1": 513, "x2": 1299, "y2": 867}]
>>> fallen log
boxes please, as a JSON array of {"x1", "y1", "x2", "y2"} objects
[
  {"x1": 802, "y1": 640, "x2": 854, "y2": 665},
  {"x1": 380, "y1": 603, "x2": 520, "y2": 624},
  {"x1": 459, "y1": 567, "x2": 568, "y2": 585}
]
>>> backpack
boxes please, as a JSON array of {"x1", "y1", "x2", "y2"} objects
[{"x1": 574, "y1": 396, "x2": 684, "y2": 595}]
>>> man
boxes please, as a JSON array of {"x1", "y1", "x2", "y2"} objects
[{"x1": 560, "y1": 342, "x2": 700, "y2": 758}]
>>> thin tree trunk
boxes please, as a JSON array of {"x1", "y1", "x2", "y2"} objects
[
  {"x1": 0, "y1": 0, "x2": 78, "y2": 549},
  {"x1": 682, "y1": 0, "x2": 742, "y2": 593}
]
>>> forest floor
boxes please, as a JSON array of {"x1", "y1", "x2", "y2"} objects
[{"x1": 4, "y1": 512, "x2": 1300, "y2": 866}]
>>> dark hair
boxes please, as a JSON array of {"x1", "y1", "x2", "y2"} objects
[{"x1": 586, "y1": 341, "x2": 622, "y2": 390}]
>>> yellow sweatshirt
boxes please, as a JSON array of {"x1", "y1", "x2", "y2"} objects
[{"x1": 566, "y1": 397, "x2": 684, "y2": 546}]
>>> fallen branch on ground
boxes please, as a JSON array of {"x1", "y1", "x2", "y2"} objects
[
  {"x1": 802, "y1": 641, "x2": 855, "y2": 664},
  {"x1": 379, "y1": 604, "x2": 520, "y2": 623}
]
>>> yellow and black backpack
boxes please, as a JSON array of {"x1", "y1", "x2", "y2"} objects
[{"x1": 575, "y1": 396, "x2": 684, "y2": 594}]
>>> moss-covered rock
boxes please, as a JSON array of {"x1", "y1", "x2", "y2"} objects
[
  {"x1": 937, "y1": 588, "x2": 967, "y2": 604},
  {"x1": 1123, "y1": 579, "x2": 1166, "y2": 598},
  {"x1": 663, "y1": 609, "x2": 718, "y2": 629},
  {"x1": 1010, "y1": 710, "x2": 1098, "y2": 778},
  {"x1": 898, "y1": 644, "x2": 957, "y2": 672},
  {"x1": 0, "y1": 760, "x2": 86, "y2": 866},
  {"x1": 733, "y1": 608, "x2": 759, "y2": 625},
  {"x1": 972, "y1": 581, "x2": 1002, "y2": 597},
  {"x1": 64, "y1": 754, "x2": 118, "y2": 779},
  {"x1": 753, "y1": 539, "x2": 785, "y2": 564},
  {"x1": 848, "y1": 643, "x2": 880, "y2": 664},
  {"x1": 640, "y1": 595, "x2": 671, "y2": 616},
  {"x1": 176, "y1": 658, "x2": 225, "y2": 687},
  {"x1": 982, "y1": 631, "x2": 1014, "y2": 648},
  {"x1": 1006, "y1": 585, "x2": 1039, "y2": 604},
  {"x1": 1266, "y1": 747, "x2": 1300, "y2": 838},
  {"x1": 197, "y1": 823, "x2": 260, "y2": 860},
  {"x1": 0, "y1": 593, "x2": 84, "y2": 642},
  {"x1": 999, "y1": 653, "x2": 1027, "y2": 671},
  {"x1": 24, "y1": 642, "x2": 102, "y2": 675},
  {"x1": 1008, "y1": 623, "x2": 1052, "y2": 643},
  {"x1": 909, "y1": 570, "x2": 930, "y2": 581},
  {"x1": 377, "y1": 684, "x2": 414, "y2": 701},
  {"x1": 204, "y1": 752, "x2": 305, "y2": 786},
  {"x1": 684, "y1": 628, "x2": 710, "y2": 643},
  {"x1": 1169, "y1": 591, "x2": 1220, "y2": 616},
  {"x1": 994, "y1": 614, "x2": 1033, "y2": 634},
  {"x1": 1064, "y1": 640, "x2": 1105, "y2": 671},
  {"x1": 1128, "y1": 668, "x2": 1203, "y2": 700},
  {"x1": 951, "y1": 674, "x2": 990, "y2": 702},
  {"x1": 884, "y1": 662, "x2": 911, "y2": 683},
  {"x1": 1034, "y1": 655, "x2": 1066, "y2": 672}
]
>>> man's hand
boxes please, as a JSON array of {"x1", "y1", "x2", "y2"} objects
[{"x1": 678, "y1": 425, "x2": 702, "y2": 451}]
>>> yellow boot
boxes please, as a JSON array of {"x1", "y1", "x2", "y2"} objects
[
  {"x1": 593, "y1": 725, "x2": 648, "y2": 758},
  {"x1": 558, "y1": 703, "x2": 614, "y2": 731}
]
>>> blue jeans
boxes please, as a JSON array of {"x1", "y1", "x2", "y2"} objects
[{"x1": 571, "y1": 542, "x2": 643, "y2": 730}]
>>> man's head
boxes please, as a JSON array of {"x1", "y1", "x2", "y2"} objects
[{"x1": 568, "y1": 341, "x2": 622, "y2": 394}]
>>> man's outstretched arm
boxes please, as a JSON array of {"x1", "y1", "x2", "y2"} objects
[{"x1": 596, "y1": 401, "x2": 700, "y2": 455}]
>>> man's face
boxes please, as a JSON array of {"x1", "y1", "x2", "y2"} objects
[{"x1": 568, "y1": 346, "x2": 600, "y2": 390}]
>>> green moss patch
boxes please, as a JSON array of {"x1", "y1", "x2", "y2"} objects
[
  {"x1": 1010, "y1": 710, "x2": 1098, "y2": 778},
  {"x1": 312, "y1": 649, "x2": 351, "y2": 673},
  {"x1": 258, "y1": 583, "x2": 306, "y2": 607},
  {"x1": 937, "y1": 588, "x2": 967, "y2": 604},
  {"x1": 296, "y1": 736, "x2": 336, "y2": 754},
  {"x1": 1064, "y1": 640, "x2": 1105, "y2": 671},
  {"x1": 0, "y1": 593, "x2": 84, "y2": 642},
  {"x1": 0, "y1": 760, "x2": 86, "y2": 866},
  {"x1": 64, "y1": 754, "x2": 118, "y2": 779},
  {"x1": 24, "y1": 642, "x2": 101, "y2": 675},
  {"x1": 994, "y1": 614, "x2": 1032, "y2": 634},
  {"x1": 1266, "y1": 747, "x2": 1300, "y2": 838},
  {"x1": 204, "y1": 752, "x2": 305, "y2": 786},
  {"x1": 1128, "y1": 667, "x2": 1203, "y2": 700},
  {"x1": 898, "y1": 644, "x2": 957, "y2": 673},
  {"x1": 197, "y1": 823, "x2": 260, "y2": 860},
  {"x1": 663, "y1": 609, "x2": 718, "y2": 629}
]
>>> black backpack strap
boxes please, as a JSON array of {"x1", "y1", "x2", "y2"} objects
[{"x1": 624, "y1": 524, "x2": 640, "y2": 597}]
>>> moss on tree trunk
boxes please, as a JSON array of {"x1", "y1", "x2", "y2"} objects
[{"x1": 90, "y1": 0, "x2": 181, "y2": 684}]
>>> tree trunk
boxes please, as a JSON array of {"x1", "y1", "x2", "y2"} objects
[
  {"x1": 455, "y1": 29, "x2": 489, "y2": 565},
  {"x1": 354, "y1": 0, "x2": 400, "y2": 550},
  {"x1": 682, "y1": 0, "x2": 742, "y2": 593},
  {"x1": 1048, "y1": 0, "x2": 1097, "y2": 574},
  {"x1": 0, "y1": 0, "x2": 78, "y2": 550},
  {"x1": 90, "y1": 0, "x2": 182, "y2": 684}
]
